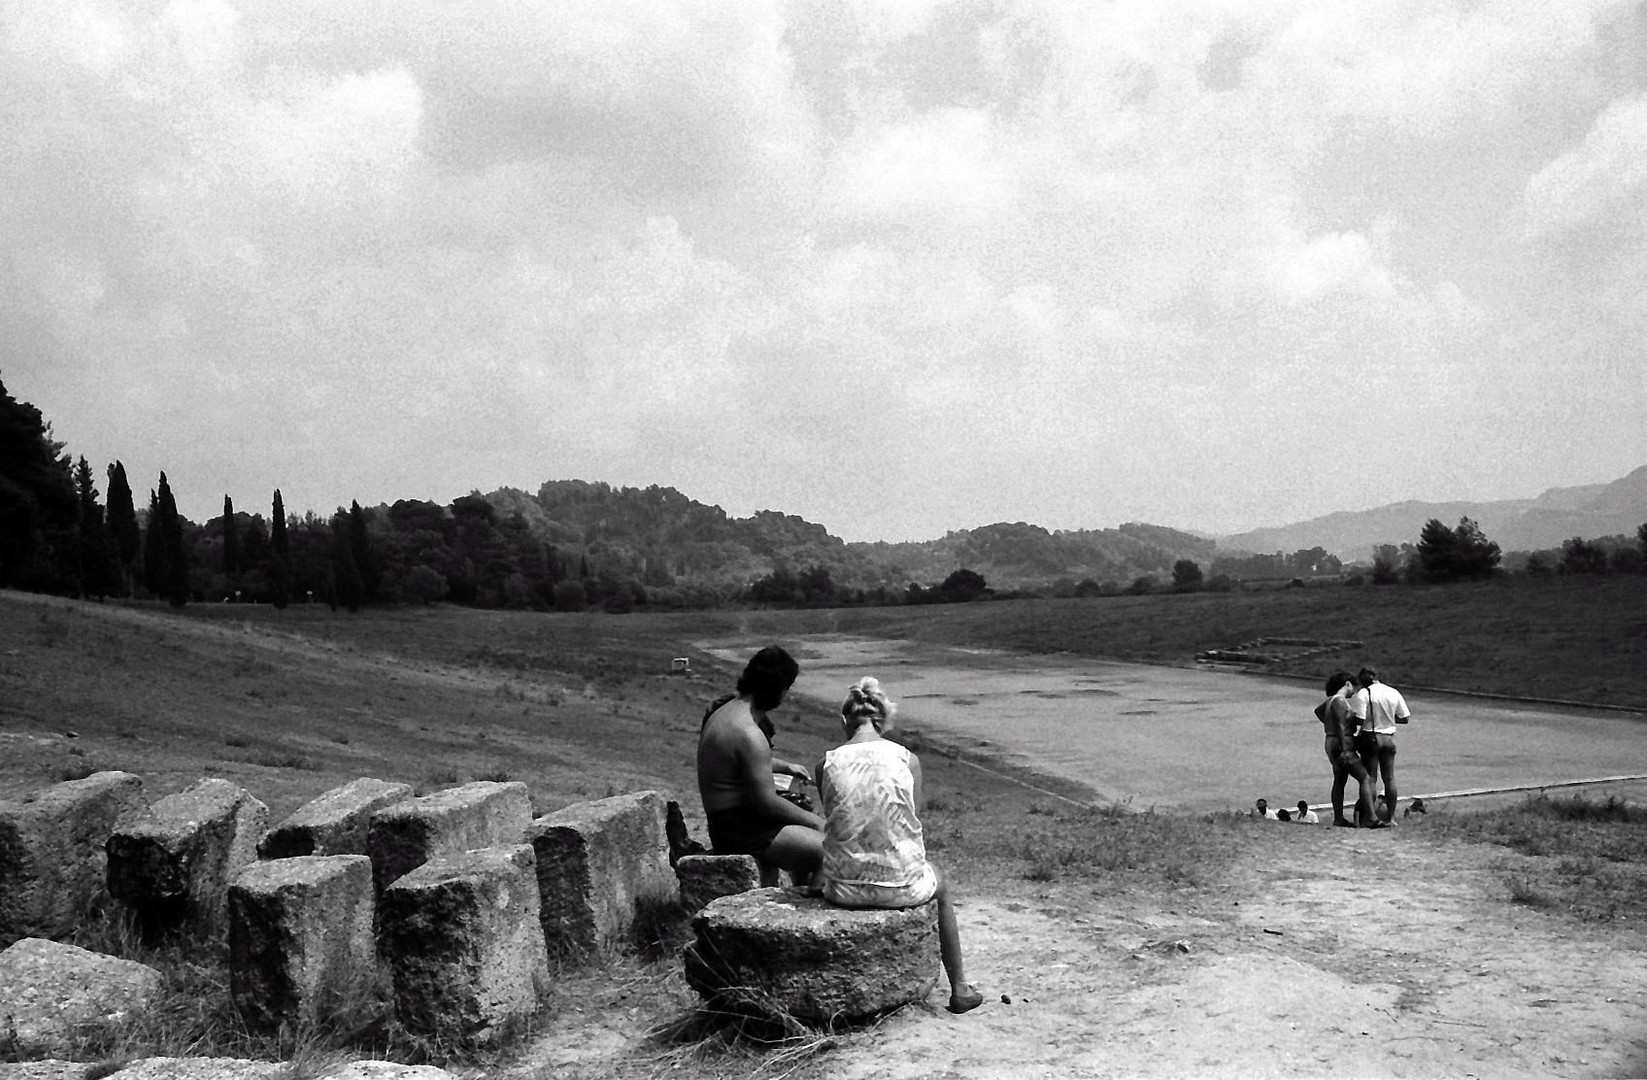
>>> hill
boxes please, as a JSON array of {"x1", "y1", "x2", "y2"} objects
[{"x1": 1218, "y1": 464, "x2": 1647, "y2": 561}]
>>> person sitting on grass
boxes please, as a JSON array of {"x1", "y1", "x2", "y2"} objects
[
  {"x1": 814, "y1": 676, "x2": 984, "y2": 1015},
  {"x1": 1253, "y1": 798, "x2": 1279, "y2": 820},
  {"x1": 1294, "y1": 800, "x2": 1319, "y2": 824},
  {"x1": 697, "y1": 645, "x2": 823, "y2": 881}
]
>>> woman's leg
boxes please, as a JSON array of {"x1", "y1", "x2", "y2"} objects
[
  {"x1": 1329, "y1": 756, "x2": 1350, "y2": 824},
  {"x1": 932, "y1": 865, "x2": 983, "y2": 1013}
]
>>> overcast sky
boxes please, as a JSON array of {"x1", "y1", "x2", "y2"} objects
[{"x1": 4, "y1": 1, "x2": 1644, "y2": 542}]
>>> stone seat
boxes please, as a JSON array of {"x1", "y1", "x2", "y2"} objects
[
  {"x1": 674, "y1": 853, "x2": 782, "y2": 912},
  {"x1": 682, "y1": 887, "x2": 937, "y2": 1025}
]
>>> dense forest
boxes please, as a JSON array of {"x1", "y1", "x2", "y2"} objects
[{"x1": 4, "y1": 374, "x2": 1644, "y2": 613}]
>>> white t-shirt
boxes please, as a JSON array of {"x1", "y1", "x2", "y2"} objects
[
  {"x1": 1294, "y1": 809, "x2": 1320, "y2": 824},
  {"x1": 1349, "y1": 681, "x2": 1411, "y2": 735}
]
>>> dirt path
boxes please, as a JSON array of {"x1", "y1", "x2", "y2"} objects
[{"x1": 806, "y1": 824, "x2": 1647, "y2": 1079}]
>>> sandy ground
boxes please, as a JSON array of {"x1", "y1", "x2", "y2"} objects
[{"x1": 805, "y1": 821, "x2": 1647, "y2": 1080}]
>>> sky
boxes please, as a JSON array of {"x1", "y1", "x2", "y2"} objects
[{"x1": 4, "y1": 1, "x2": 1645, "y2": 543}]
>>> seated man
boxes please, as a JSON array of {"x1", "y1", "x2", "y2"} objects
[
  {"x1": 696, "y1": 645, "x2": 823, "y2": 880},
  {"x1": 1294, "y1": 801, "x2": 1319, "y2": 824}
]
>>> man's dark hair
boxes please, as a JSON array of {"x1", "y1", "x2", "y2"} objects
[
  {"x1": 736, "y1": 645, "x2": 799, "y2": 712},
  {"x1": 1358, "y1": 666, "x2": 1380, "y2": 683}
]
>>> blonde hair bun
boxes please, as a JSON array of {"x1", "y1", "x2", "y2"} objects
[{"x1": 841, "y1": 676, "x2": 896, "y2": 727}]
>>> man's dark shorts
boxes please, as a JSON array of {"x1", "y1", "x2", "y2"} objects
[{"x1": 706, "y1": 808, "x2": 784, "y2": 857}]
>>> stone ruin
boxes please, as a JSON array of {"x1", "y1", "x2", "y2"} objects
[{"x1": 1, "y1": 770, "x2": 945, "y2": 1070}]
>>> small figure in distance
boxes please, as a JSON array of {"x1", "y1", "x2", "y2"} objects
[
  {"x1": 1404, "y1": 797, "x2": 1427, "y2": 818},
  {"x1": 1254, "y1": 798, "x2": 1279, "y2": 820},
  {"x1": 1277, "y1": 807, "x2": 1293, "y2": 822},
  {"x1": 814, "y1": 677, "x2": 984, "y2": 1015},
  {"x1": 1320, "y1": 671, "x2": 1378, "y2": 828},
  {"x1": 697, "y1": 646, "x2": 824, "y2": 882},
  {"x1": 1294, "y1": 800, "x2": 1319, "y2": 824},
  {"x1": 1349, "y1": 666, "x2": 1413, "y2": 826}
]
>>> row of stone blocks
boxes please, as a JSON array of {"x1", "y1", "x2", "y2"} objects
[{"x1": 0, "y1": 771, "x2": 682, "y2": 1053}]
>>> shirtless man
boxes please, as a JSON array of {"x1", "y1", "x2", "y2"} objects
[
  {"x1": 1322, "y1": 670, "x2": 1378, "y2": 827},
  {"x1": 697, "y1": 645, "x2": 823, "y2": 879}
]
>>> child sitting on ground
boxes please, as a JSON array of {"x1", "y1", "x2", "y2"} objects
[{"x1": 814, "y1": 677, "x2": 984, "y2": 1015}]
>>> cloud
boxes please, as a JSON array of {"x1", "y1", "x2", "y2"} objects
[{"x1": 1524, "y1": 92, "x2": 1647, "y2": 239}]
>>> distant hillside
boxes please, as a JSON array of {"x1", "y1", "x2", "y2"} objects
[
  {"x1": 484, "y1": 482, "x2": 1216, "y2": 593},
  {"x1": 1219, "y1": 465, "x2": 1647, "y2": 562}
]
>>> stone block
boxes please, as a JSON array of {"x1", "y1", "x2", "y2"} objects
[
  {"x1": 259, "y1": 778, "x2": 414, "y2": 859},
  {"x1": 228, "y1": 855, "x2": 377, "y2": 1032},
  {"x1": 683, "y1": 887, "x2": 938, "y2": 1024},
  {"x1": 378, "y1": 844, "x2": 548, "y2": 1047},
  {"x1": 321, "y1": 1064, "x2": 461, "y2": 1079},
  {"x1": 675, "y1": 853, "x2": 780, "y2": 912},
  {"x1": 0, "y1": 771, "x2": 146, "y2": 945},
  {"x1": 101, "y1": 1059, "x2": 290, "y2": 1079},
  {"x1": 106, "y1": 778, "x2": 269, "y2": 939},
  {"x1": 526, "y1": 791, "x2": 676, "y2": 956},
  {"x1": 0, "y1": 937, "x2": 163, "y2": 1057},
  {"x1": 0, "y1": 1062, "x2": 88, "y2": 1079},
  {"x1": 366, "y1": 781, "x2": 531, "y2": 893}
]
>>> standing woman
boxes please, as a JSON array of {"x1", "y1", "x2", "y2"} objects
[{"x1": 814, "y1": 677, "x2": 984, "y2": 1014}]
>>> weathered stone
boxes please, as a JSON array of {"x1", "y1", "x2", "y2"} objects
[
  {"x1": 366, "y1": 781, "x2": 531, "y2": 893},
  {"x1": 675, "y1": 853, "x2": 780, "y2": 912},
  {"x1": 228, "y1": 855, "x2": 377, "y2": 1032},
  {"x1": 101, "y1": 1059, "x2": 290, "y2": 1079},
  {"x1": 259, "y1": 778, "x2": 413, "y2": 860},
  {"x1": 106, "y1": 778, "x2": 269, "y2": 939},
  {"x1": 526, "y1": 791, "x2": 676, "y2": 956},
  {"x1": 321, "y1": 1064, "x2": 461, "y2": 1079},
  {"x1": 0, "y1": 1062, "x2": 88, "y2": 1079},
  {"x1": 0, "y1": 937, "x2": 163, "y2": 1057},
  {"x1": 378, "y1": 844, "x2": 548, "y2": 1047},
  {"x1": 683, "y1": 887, "x2": 938, "y2": 1023},
  {"x1": 0, "y1": 771, "x2": 146, "y2": 945}
]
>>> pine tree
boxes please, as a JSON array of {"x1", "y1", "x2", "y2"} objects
[
  {"x1": 222, "y1": 495, "x2": 239, "y2": 580},
  {"x1": 106, "y1": 462, "x2": 140, "y2": 596},
  {"x1": 0, "y1": 375, "x2": 76, "y2": 591},
  {"x1": 156, "y1": 472, "x2": 188, "y2": 606},
  {"x1": 270, "y1": 489, "x2": 290, "y2": 609}
]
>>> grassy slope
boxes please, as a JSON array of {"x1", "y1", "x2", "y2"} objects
[{"x1": 681, "y1": 575, "x2": 1647, "y2": 708}]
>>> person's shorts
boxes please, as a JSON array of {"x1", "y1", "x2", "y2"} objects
[
  {"x1": 705, "y1": 808, "x2": 784, "y2": 857},
  {"x1": 821, "y1": 863, "x2": 938, "y2": 910}
]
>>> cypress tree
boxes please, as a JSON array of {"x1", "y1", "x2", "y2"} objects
[
  {"x1": 141, "y1": 489, "x2": 163, "y2": 597},
  {"x1": 331, "y1": 511, "x2": 365, "y2": 612},
  {"x1": 346, "y1": 500, "x2": 379, "y2": 602},
  {"x1": 270, "y1": 489, "x2": 290, "y2": 609},
  {"x1": 156, "y1": 472, "x2": 188, "y2": 606},
  {"x1": 222, "y1": 494, "x2": 239, "y2": 579},
  {"x1": 106, "y1": 462, "x2": 140, "y2": 596},
  {"x1": 73, "y1": 457, "x2": 116, "y2": 598}
]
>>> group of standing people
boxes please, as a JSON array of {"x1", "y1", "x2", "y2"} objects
[
  {"x1": 696, "y1": 645, "x2": 984, "y2": 1015},
  {"x1": 1316, "y1": 666, "x2": 1413, "y2": 827}
]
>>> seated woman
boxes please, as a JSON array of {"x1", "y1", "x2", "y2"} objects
[
  {"x1": 696, "y1": 645, "x2": 823, "y2": 879},
  {"x1": 813, "y1": 677, "x2": 983, "y2": 1015}
]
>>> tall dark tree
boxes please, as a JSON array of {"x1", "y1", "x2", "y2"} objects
[
  {"x1": 106, "y1": 461, "x2": 140, "y2": 595},
  {"x1": 269, "y1": 490, "x2": 290, "y2": 608},
  {"x1": 1415, "y1": 518, "x2": 1498, "y2": 582},
  {"x1": 73, "y1": 457, "x2": 117, "y2": 598},
  {"x1": 330, "y1": 511, "x2": 365, "y2": 612},
  {"x1": 141, "y1": 489, "x2": 163, "y2": 596},
  {"x1": 346, "y1": 500, "x2": 379, "y2": 602},
  {"x1": 0, "y1": 375, "x2": 76, "y2": 590},
  {"x1": 155, "y1": 472, "x2": 188, "y2": 606},
  {"x1": 222, "y1": 495, "x2": 239, "y2": 578}
]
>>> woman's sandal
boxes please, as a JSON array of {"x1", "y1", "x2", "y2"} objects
[{"x1": 947, "y1": 985, "x2": 985, "y2": 1014}]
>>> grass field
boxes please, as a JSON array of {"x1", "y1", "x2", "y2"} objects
[{"x1": 3, "y1": 582, "x2": 1646, "y2": 1076}]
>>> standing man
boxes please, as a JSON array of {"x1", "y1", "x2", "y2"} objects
[{"x1": 1350, "y1": 666, "x2": 1412, "y2": 825}]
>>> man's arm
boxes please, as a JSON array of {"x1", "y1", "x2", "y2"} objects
[{"x1": 732, "y1": 726, "x2": 822, "y2": 830}]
